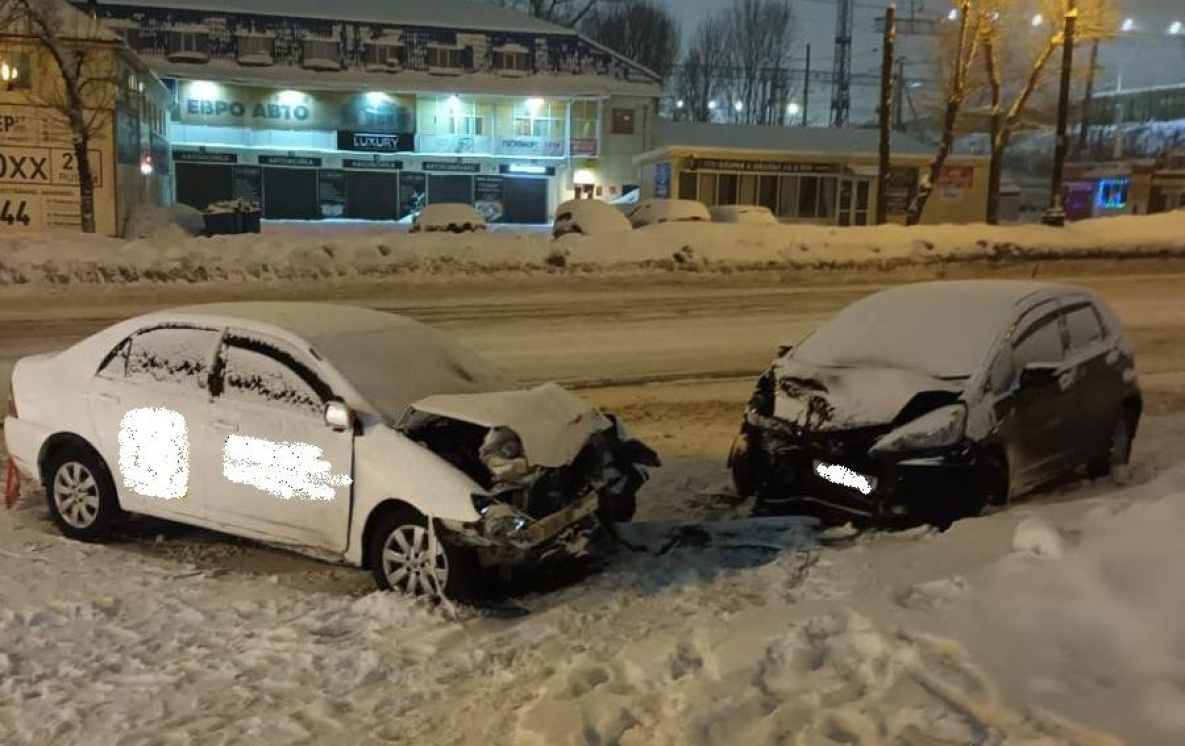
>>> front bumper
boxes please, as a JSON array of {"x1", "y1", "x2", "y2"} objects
[
  {"x1": 732, "y1": 428, "x2": 979, "y2": 523},
  {"x1": 447, "y1": 489, "x2": 602, "y2": 565}
]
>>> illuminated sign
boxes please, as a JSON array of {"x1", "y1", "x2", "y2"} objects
[
  {"x1": 500, "y1": 163, "x2": 555, "y2": 176},
  {"x1": 337, "y1": 131, "x2": 415, "y2": 153}
]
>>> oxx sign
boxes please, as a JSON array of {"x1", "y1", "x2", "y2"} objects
[{"x1": 0, "y1": 147, "x2": 103, "y2": 188}]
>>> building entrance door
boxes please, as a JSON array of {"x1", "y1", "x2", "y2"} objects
[{"x1": 838, "y1": 178, "x2": 871, "y2": 226}]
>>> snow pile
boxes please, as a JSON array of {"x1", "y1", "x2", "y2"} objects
[
  {"x1": 121, "y1": 203, "x2": 205, "y2": 240},
  {"x1": 552, "y1": 199, "x2": 632, "y2": 237},
  {"x1": 1, "y1": 210, "x2": 1184, "y2": 286}
]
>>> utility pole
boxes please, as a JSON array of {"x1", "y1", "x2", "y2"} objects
[
  {"x1": 1076, "y1": 38, "x2": 1100, "y2": 154},
  {"x1": 831, "y1": 0, "x2": 853, "y2": 127},
  {"x1": 893, "y1": 57, "x2": 905, "y2": 131},
  {"x1": 1043, "y1": 0, "x2": 1078, "y2": 227},
  {"x1": 802, "y1": 44, "x2": 811, "y2": 127},
  {"x1": 876, "y1": 3, "x2": 896, "y2": 225}
]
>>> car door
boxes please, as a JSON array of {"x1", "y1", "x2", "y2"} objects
[
  {"x1": 86, "y1": 324, "x2": 221, "y2": 521},
  {"x1": 201, "y1": 329, "x2": 353, "y2": 551},
  {"x1": 993, "y1": 301, "x2": 1075, "y2": 492},
  {"x1": 1061, "y1": 299, "x2": 1125, "y2": 463}
]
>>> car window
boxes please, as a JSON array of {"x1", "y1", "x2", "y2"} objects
[
  {"x1": 1013, "y1": 312, "x2": 1065, "y2": 369},
  {"x1": 216, "y1": 333, "x2": 329, "y2": 417},
  {"x1": 1064, "y1": 303, "x2": 1107, "y2": 352},
  {"x1": 121, "y1": 326, "x2": 219, "y2": 391}
]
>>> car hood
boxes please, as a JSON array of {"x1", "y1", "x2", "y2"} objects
[
  {"x1": 406, "y1": 382, "x2": 611, "y2": 468},
  {"x1": 771, "y1": 357, "x2": 963, "y2": 432}
]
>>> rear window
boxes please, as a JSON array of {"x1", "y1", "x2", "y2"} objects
[{"x1": 1064, "y1": 304, "x2": 1106, "y2": 352}]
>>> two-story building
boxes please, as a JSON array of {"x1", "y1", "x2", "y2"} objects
[
  {"x1": 81, "y1": 0, "x2": 661, "y2": 223},
  {"x1": 1, "y1": 0, "x2": 171, "y2": 237}
]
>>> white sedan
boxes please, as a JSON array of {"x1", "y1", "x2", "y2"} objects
[{"x1": 4, "y1": 303, "x2": 657, "y2": 600}]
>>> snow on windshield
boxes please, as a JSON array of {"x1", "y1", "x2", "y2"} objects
[
  {"x1": 311, "y1": 325, "x2": 511, "y2": 419},
  {"x1": 793, "y1": 284, "x2": 1021, "y2": 378}
]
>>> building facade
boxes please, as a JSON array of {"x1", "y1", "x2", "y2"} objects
[
  {"x1": 638, "y1": 122, "x2": 990, "y2": 226},
  {"x1": 79, "y1": 0, "x2": 661, "y2": 223},
  {"x1": 1, "y1": 2, "x2": 170, "y2": 237}
]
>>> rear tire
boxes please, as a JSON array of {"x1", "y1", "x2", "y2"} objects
[
  {"x1": 1087, "y1": 416, "x2": 1133, "y2": 479},
  {"x1": 368, "y1": 509, "x2": 482, "y2": 602},
  {"x1": 43, "y1": 444, "x2": 124, "y2": 542}
]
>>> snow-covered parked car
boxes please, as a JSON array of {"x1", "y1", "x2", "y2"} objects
[
  {"x1": 552, "y1": 199, "x2": 633, "y2": 238},
  {"x1": 4, "y1": 303, "x2": 658, "y2": 600},
  {"x1": 729, "y1": 281, "x2": 1141, "y2": 527},
  {"x1": 410, "y1": 204, "x2": 487, "y2": 234},
  {"x1": 710, "y1": 205, "x2": 779, "y2": 225},
  {"x1": 625, "y1": 199, "x2": 711, "y2": 228}
]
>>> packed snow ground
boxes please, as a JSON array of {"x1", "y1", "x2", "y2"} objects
[{"x1": 2, "y1": 210, "x2": 1184, "y2": 287}]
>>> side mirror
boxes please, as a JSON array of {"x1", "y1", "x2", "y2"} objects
[
  {"x1": 1018, "y1": 363, "x2": 1058, "y2": 390},
  {"x1": 325, "y1": 400, "x2": 355, "y2": 431}
]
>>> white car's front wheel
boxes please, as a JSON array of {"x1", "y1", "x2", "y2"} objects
[
  {"x1": 44, "y1": 445, "x2": 124, "y2": 542},
  {"x1": 368, "y1": 510, "x2": 481, "y2": 601}
]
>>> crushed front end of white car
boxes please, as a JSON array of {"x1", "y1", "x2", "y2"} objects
[{"x1": 399, "y1": 384, "x2": 659, "y2": 566}]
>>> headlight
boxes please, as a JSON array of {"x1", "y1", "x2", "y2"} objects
[
  {"x1": 870, "y1": 404, "x2": 966, "y2": 456},
  {"x1": 473, "y1": 496, "x2": 532, "y2": 541}
]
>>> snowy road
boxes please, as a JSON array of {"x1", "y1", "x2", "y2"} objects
[{"x1": 3, "y1": 268, "x2": 1185, "y2": 744}]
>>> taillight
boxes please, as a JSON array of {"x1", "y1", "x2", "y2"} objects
[{"x1": 5, "y1": 381, "x2": 15, "y2": 419}]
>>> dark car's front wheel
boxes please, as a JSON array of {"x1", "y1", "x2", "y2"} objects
[
  {"x1": 369, "y1": 509, "x2": 481, "y2": 601},
  {"x1": 729, "y1": 430, "x2": 771, "y2": 498}
]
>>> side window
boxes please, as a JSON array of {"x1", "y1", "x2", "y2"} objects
[
  {"x1": 1013, "y1": 313, "x2": 1065, "y2": 369},
  {"x1": 97, "y1": 339, "x2": 130, "y2": 379},
  {"x1": 217, "y1": 334, "x2": 328, "y2": 417},
  {"x1": 1064, "y1": 303, "x2": 1107, "y2": 352},
  {"x1": 123, "y1": 326, "x2": 219, "y2": 390}
]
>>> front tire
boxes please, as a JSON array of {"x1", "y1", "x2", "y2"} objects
[
  {"x1": 368, "y1": 510, "x2": 481, "y2": 601},
  {"x1": 44, "y1": 445, "x2": 123, "y2": 542}
]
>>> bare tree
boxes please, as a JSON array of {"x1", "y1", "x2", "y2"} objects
[
  {"x1": 4, "y1": 0, "x2": 121, "y2": 233},
  {"x1": 979, "y1": 0, "x2": 1117, "y2": 223},
  {"x1": 580, "y1": 0, "x2": 681, "y2": 80},
  {"x1": 491, "y1": 0, "x2": 601, "y2": 26},
  {"x1": 672, "y1": 0, "x2": 795, "y2": 126},
  {"x1": 673, "y1": 14, "x2": 730, "y2": 122},
  {"x1": 906, "y1": 1, "x2": 985, "y2": 225}
]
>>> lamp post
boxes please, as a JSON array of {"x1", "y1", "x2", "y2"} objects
[
  {"x1": 1, "y1": 59, "x2": 19, "y2": 91},
  {"x1": 1042, "y1": 0, "x2": 1077, "y2": 227}
]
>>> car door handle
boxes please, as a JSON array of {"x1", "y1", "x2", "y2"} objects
[
  {"x1": 211, "y1": 419, "x2": 239, "y2": 433},
  {"x1": 94, "y1": 393, "x2": 121, "y2": 405}
]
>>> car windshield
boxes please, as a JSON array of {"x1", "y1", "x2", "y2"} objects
[
  {"x1": 793, "y1": 286, "x2": 1017, "y2": 379},
  {"x1": 310, "y1": 325, "x2": 512, "y2": 419}
]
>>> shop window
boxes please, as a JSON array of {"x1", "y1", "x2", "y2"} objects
[
  {"x1": 717, "y1": 173, "x2": 739, "y2": 205},
  {"x1": 698, "y1": 173, "x2": 717, "y2": 205},
  {"x1": 571, "y1": 100, "x2": 598, "y2": 141},
  {"x1": 166, "y1": 30, "x2": 210, "y2": 63},
  {"x1": 1095, "y1": 178, "x2": 1129, "y2": 211},
  {"x1": 492, "y1": 46, "x2": 530, "y2": 75},
  {"x1": 758, "y1": 176, "x2": 779, "y2": 213},
  {"x1": 365, "y1": 42, "x2": 404, "y2": 71},
  {"x1": 678, "y1": 172, "x2": 698, "y2": 200},
  {"x1": 738, "y1": 175, "x2": 758, "y2": 205},
  {"x1": 427, "y1": 46, "x2": 465, "y2": 74},
  {"x1": 611, "y1": 108, "x2": 635, "y2": 135},
  {"x1": 777, "y1": 176, "x2": 798, "y2": 217},
  {"x1": 302, "y1": 39, "x2": 342, "y2": 71},
  {"x1": 236, "y1": 34, "x2": 275, "y2": 66},
  {"x1": 1, "y1": 51, "x2": 31, "y2": 91}
]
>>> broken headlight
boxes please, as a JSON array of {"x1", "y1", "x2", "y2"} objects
[
  {"x1": 870, "y1": 404, "x2": 967, "y2": 456},
  {"x1": 473, "y1": 496, "x2": 533, "y2": 541}
]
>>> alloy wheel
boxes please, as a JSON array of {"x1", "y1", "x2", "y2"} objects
[
  {"x1": 381, "y1": 524, "x2": 449, "y2": 597},
  {"x1": 52, "y1": 461, "x2": 101, "y2": 529}
]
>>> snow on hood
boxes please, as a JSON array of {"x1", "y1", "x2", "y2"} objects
[
  {"x1": 407, "y1": 383, "x2": 611, "y2": 468},
  {"x1": 772, "y1": 357, "x2": 962, "y2": 431}
]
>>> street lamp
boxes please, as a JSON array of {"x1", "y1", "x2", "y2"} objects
[
  {"x1": 1170, "y1": 21, "x2": 1182, "y2": 36},
  {"x1": 1121, "y1": 18, "x2": 1135, "y2": 32},
  {"x1": 1031, "y1": 13, "x2": 1044, "y2": 27},
  {"x1": 787, "y1": 102, "x2": 801, "y2": 117}
]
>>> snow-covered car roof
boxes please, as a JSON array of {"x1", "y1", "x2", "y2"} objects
[
  {"x1": 69, "y1": 303, "x2": 510, "y2": 419},
  {"x1": 553, "y1": 199, "x2": 633, "y2": 236},
  {"x1": 414, "y1": 204, "x2": 487, "y2": 229},
  {"x1": 792, "y1": 281, "x2": 1068, "y2": 379}
]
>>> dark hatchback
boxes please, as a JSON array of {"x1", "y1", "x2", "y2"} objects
[{"x1": 730, "y1": 281, "x2": 1142, "y2": 527}]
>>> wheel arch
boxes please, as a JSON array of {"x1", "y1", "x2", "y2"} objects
[
  {"x1": 359, "y1": 498, "x2": 424, "y2": 569},
  {"x1": 1122, "y1": 394, "x2": 1143, "y2": 435},
  {"x1": 38, "y1": 432, "x2": 107, "y2": 485}
]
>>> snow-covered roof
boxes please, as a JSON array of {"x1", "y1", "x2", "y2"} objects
[
  {"x1": 99, "y1": 0, "x2": 575, "y2": 36},
  {"x1": 652, "y1": 121, "x2": 938, "y2": 159}
]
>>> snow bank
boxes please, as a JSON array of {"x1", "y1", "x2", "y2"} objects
[{"x1": 1, "y1": 210, "x2": 1184, "y2": 287}]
